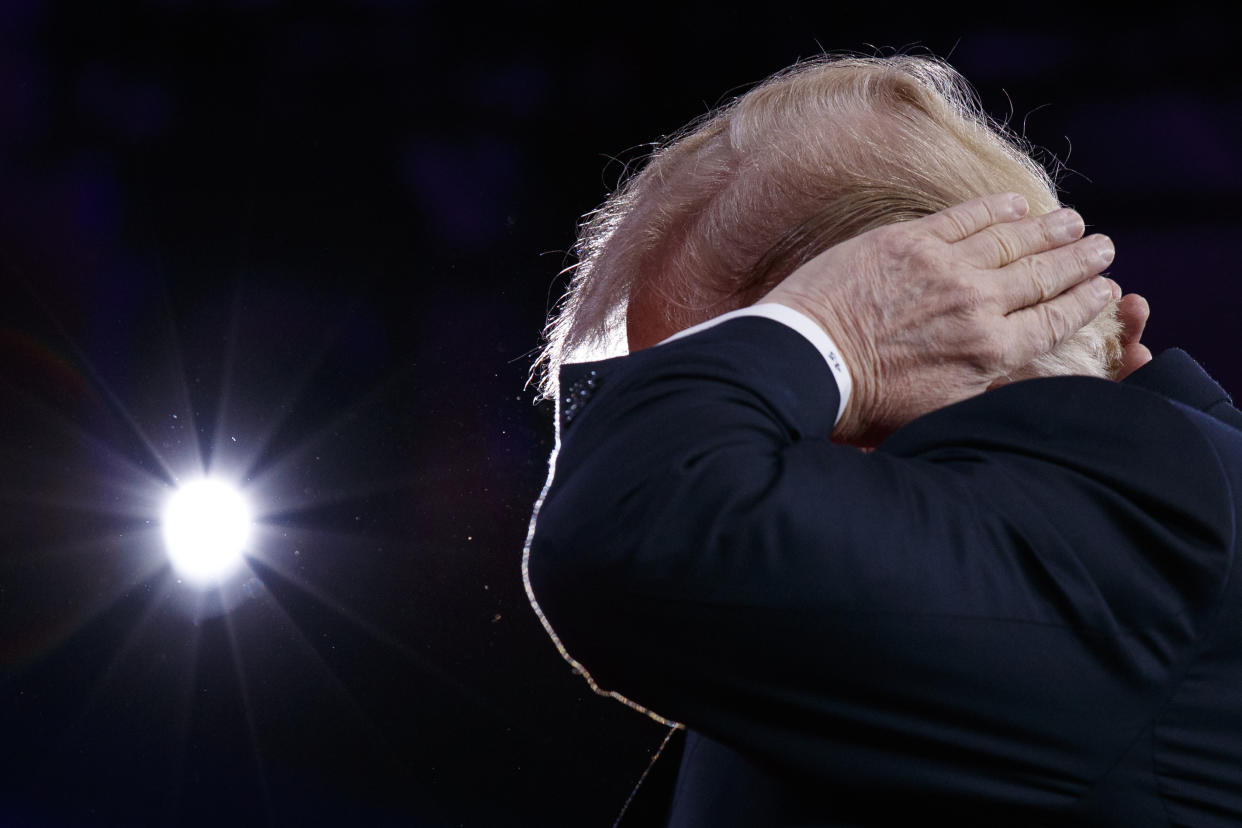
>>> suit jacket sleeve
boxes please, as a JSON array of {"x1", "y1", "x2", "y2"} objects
[{"x1": 527, "y1": 316, "x2": 1235, "y2": 812}]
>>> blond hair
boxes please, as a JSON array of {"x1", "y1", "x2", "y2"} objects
[{"x1": 534, "y1": 55, "x2": 1120, "y2": 401}]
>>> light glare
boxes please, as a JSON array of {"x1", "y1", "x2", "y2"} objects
[{"x1": 162, "y1": 478, "x2": 251, "y2": 583}]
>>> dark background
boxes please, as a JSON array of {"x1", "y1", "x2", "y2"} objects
[{"x1": 1, "y1": 3, "x2": 1238, "y2": 826}]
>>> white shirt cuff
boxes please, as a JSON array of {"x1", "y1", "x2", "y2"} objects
[{"x1": 656, "y1": 303, "x2": 853, "y2": 426}]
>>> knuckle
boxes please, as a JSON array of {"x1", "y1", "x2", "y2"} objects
[
  {"x1": 991, "y1": 231, "x2": 1021, "y2": 265},
  {"x1": 884, "y1": 226, "x2": 926, "y2": 259},
  {"x1": 902, "y1": 243, "x2": 947, "y2": 277},
  {"x1": 955, "y1": 280, "x2": 987, "y2": 310},
  {"x1": 1041, "y1": 301, "x2": 1070, "y2": 345},
  {"x1": 977, "y1": 332, "x2": 1007, "y2": 369},
  {"x1": 1012, "y1": 253, "x2": 1055, "y2": 301},
  {"x1": 1029, "y1": 261, "x2": 1057, "y2": 301},
  {"x1": 982, "y1": 197, "x2": 1002, "y2": 222},
  {"x1": 1073, "y1": 241, "x2": 1100, "y2": 273},
  {"x1": 1037, "y1": 216, "x2": 1060, "y2": 248},
  {"x1": 946, "y1": 210, "x2": 973, "y2": 239}
]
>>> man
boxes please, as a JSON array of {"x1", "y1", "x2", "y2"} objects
[{"x1": 525, "y1": 56, "x2": 1242, "y2": 825}]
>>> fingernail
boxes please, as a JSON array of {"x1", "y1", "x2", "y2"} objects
[
  {"x1": 1106, "y1": 278, "x2": 1122, "y2": 299},
  {"x1": 1054, "y1": 209, "x2": 1085, "y2": 242},
  {"x1": 1092, "y1": 236, "x2": 1115, "y2": 267},
  {"x1": 1092, "y1": 277, "x2": 1113, "y2": 300},
  {"x1": 1009, "y1": 194, "x2": 1029, "y2": 218}
]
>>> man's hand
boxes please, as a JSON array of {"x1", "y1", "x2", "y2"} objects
[{"x1": 761, "y1": 193, "x2": 1118, "y2": 445}]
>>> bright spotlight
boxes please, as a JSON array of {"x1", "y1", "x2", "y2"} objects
[{"x1": 162, "y1": 478, "x2": 251, "y2": 584}]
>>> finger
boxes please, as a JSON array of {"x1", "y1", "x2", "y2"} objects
[
  {"x1": 954, "y1": 207, "x2": 1085, "y2": 270},
  {"x1": 996, "y1": 233, "x2": 1115, "y2": 310},
  {"x1": 1117, "y1": 292, "x2": 1150, "y2": 347},
  {"x1": 920, "y1": 193, "x2": 1029, "y2": 243},
  {"x1": 1118, "y1": 342, "x2": 1153, "y2": 380},
  {"x1": 1002, "y1": 275, "x2": 1115, "y2": 367},
  {"x1": 1115, "y1": 293, "x2": 1152, "y2": 380}
]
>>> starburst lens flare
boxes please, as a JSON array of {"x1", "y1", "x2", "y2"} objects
[{"x1": 162, "y1": 478, "x2": 252, "y2": 584}]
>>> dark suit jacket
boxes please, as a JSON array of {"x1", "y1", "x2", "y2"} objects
[{"x1": 527, "y1": 316, "x2": 1242, "y2": 826}]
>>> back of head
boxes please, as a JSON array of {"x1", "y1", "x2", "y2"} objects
[{"x1": 535, "y1": 54, "x2": 1120, "y2": 402}]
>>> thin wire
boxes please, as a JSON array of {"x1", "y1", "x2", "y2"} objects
[{"x1": 612, "y1": 724, "x2": 681, "y2": 828}]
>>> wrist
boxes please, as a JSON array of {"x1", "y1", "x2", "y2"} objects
[
  {"x1": 823, "y1": 319, "x2": 879, "y2": 444},
  {"x1": 758, "y1": 288, "x2": 875, "y2": 441}
]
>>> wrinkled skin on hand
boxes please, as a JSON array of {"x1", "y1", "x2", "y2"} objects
[{"x1": 762, "y1": 193, "x2": 1140, "y2": 446}]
